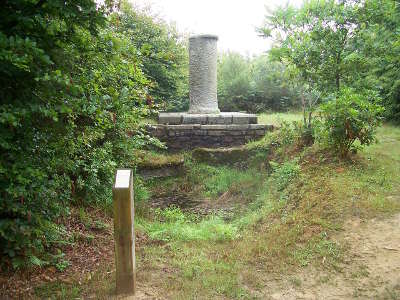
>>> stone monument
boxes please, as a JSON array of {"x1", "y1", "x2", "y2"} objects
[
  {"x1": 149, "y1": 34, "x2": 273, "y2": 150},
  {"x1": 188, "y1": 35, "x2": 219, "y2": 114}
]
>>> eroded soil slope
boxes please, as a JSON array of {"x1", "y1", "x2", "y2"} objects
[{"x1": 264, "y1": 213, "x2": 400, "y2": 300}]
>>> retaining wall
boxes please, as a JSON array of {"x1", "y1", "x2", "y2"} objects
[{"x1": 148, "y1": 124, "x2": 274, "y2": 150}]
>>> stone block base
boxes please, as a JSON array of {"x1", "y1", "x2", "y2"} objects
[
  {"x1": 148, "y1": 124, "x2": 274, "y2": 151},
  {"x1": 158, "y1": 112, "x2": 258, "y2": 125}
]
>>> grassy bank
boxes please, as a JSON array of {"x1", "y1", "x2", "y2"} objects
[{"x1": 3, "y1": 114, "x2": 399, "y2": 299}]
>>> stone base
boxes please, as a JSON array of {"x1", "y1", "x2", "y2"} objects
[
  {"x1": 148, "y1": 124, "x2": 274, "y2": 151},
  {"x1": 158, "y1": 112, "x2": 257, "y2": 125}
]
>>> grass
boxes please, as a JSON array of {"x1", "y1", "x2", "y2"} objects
[
  {"x1": 31, "y1": 113, "x2": 400, "y2": 299},
  {"x1": 258, "y1": 111, "x2": 303, "y2": 127},
  {"x1": 137, "y1": 208, "x2": 238, "y2": 242},
  {"x1": 35, "y1": 282, "x2": 81, "y2": 299}
]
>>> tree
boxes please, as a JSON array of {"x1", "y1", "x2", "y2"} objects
[
  {"x1": 355, "y1": 0, "x2": 400, "y2": 122},
  {"x1": 115, "y1": 1, "x2": 189, "y2": 111},
  {"x1": 217, "y1": 52, "x2": 253, "y2": 112},
  {"x1": 261, "y1": 0, "x2": 365, "y2": 94},
  {"x1": 251, "y1": 55, "x2": 299, "y2": 112},
  {"x1": 259, "y1": 0, "x2": 395, "y2": 130},
  {"x1": 0, "y1": 0, "x2": 157, "y2": 267},
  {"x1": 217, "y1": 52, "x2": 299, "y2": 112}
]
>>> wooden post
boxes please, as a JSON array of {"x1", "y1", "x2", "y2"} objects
[{"x1": 113, "y1": 169, "x2": 135, "y2": 295}]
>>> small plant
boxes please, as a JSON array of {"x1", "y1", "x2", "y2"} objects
[
  {"x1": 78, "y1": 208, "x2": 92, "y2": 228},
  {"x1": 270, "y1": 159, "x2": 301, "y2": 191},
  {"x1": 92, "y1": 220, "x2": 109, "y2": 231},
  {"x1": 203, "y1": 167, "x2": 257, "y2": 197},
  {"x1": 317, "y1": 89, "x2": 384, "y2": 157},
  {"x1": 154, "y1": 206, "x2": 186, "y2": 224},
  {"x1": 55, "y1": 259, "x2": 71, "y2": 272},
  {"x1": 272, "y1": 120, "x2": 313, "y2": 148}
]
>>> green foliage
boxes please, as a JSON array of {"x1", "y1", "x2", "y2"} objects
[
  {"x1": 138, "y1": 207, "x2": 238, "y2": 242},
  {"x1": 35, "y1": 282, "x2": 81, "y2": 299},
  {"x1": 203, "y1": 166, "x2": 257, "y2": 197},
  {"x1": 116, "y1": 1, "x2": 189, "y2": 112},
  {"x1": 217, "y1": 52, "x2": 253, "y2": 111},
  {"x1": 217, "y1": 52, "x2": 300, "y2": 112},
  {"x1": 276, "y1": 121, "x2": 305, "y2": 146},
  {"x1": 358, "y1": 0, "x2": 400, "y2": 122},
  {"x1": 317, "y1": 89, "x2": 384, "y2": 157},
  {"x1": 0, "y1": 0, "x2": 184, "y2": 267},
  {"x1": 293, "y1": 234, "x2": 341, "y2": 267},
  {"x1": 261, "y1": 0, "x2": 400, "y2": 122},
  {"x1": 251, "y1": 55, "x2": 300, "y2": 111},
  {"x1": 270, "y1": 159, "x2": 301, "y2": 191},
  {"x1": 262, "y1": 0, "x2": 364, "y2": 94},
  {"x1": 134, "y1": 176, "x2": 151, "y2": 204}
]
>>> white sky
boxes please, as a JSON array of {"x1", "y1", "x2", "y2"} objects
[{"x1": 131, "y1": 0, "x2": 303, "y2": 56}]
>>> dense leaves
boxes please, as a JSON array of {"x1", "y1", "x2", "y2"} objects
[
  {"x1": 0, "y1": 0, "x2": 179, "y2": 267},
  {"x1": 217, "y1": 52, "x2": 300, "y2": 112},
  {"x1": 316, "y1": 89, "x2": 384, "y2": 156},
  {"x1": 261, "y1": 0, "x2": 399, "y2": 123},
  {"x1": 115, "y1": 2, "x2": 189, "y2": 112},
  {"x1": 1, "y1": 0, "x2": 398, "y2": 269}
]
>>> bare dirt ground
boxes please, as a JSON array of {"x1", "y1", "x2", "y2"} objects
[
  {"x1": 116, "y1": 212, "x2": 400, "y2": 300},
  {"x1": 2, "y1": 206, "x2": 399, "y2": 299},
  {"x1": 261, "y1": 213, "x2": 400, "y2": 300}
]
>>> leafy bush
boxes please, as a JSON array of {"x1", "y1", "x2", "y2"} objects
[
  {"x1": 276, "y1": 121, "x2": 305, "y2": 146},
  {"x1": 217, "y1": 52, "x2": 300, "y2": 113},
  {"x1": 0, "y1": 0, "x2": 182, "y2": 268},
  {"x1": 116, "y1": 1, "x2": 189, "y2": 111},
  {"x1": 317, "y1": 89, "x2": 384, "y2": 157}
]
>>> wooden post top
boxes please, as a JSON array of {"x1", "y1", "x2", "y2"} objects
[{"x1": 113, "y1": 169, "x2": 132, "y2": 190}]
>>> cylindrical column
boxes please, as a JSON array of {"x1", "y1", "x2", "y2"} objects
[{"x1": 188, "y1": 34, "x2": 220, "y2": 114}]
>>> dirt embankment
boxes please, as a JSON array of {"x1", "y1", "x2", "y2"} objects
[{"x1": 263, "y1": 213, "x2": 400, "y2": 300}]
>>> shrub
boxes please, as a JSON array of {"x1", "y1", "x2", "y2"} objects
[
  {"x1": 0, "y1": 1, "x2": 170, "y2": 268},
  {"x1": 317, "y1": 89, "x2": 384, "y2": 157},
  {"x1": 217, "y1": 52, "x2": 300, "y2": 113}
]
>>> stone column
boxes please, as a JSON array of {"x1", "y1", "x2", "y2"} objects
[{"x1": 188, "y1": 34, "x2": 220, "y2": 114}]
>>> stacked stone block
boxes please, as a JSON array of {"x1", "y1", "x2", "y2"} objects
[{"x1": 148, "y1": 124, "x2": 273, "y2": 150}]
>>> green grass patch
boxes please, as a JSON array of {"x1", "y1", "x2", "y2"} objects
[
  {"x1": 35, "y1": 282, "x2": 81, "y2": 299},
  {"x1": 137, "y1": 207, "x2": 238, "y2": 242},
  {"x1": 258, "y1": 111, "x2": 303, "y2": 127},
  {"x1": 202, "y1": 166, "x2": 261, "y2": 197},
  {"x1": 134, "y1": 150, "x2": 184, "y2": 169}
]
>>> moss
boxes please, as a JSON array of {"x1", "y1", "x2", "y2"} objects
[
  {"x1": 191, "y1": 147, "x2": 251, "y2": 165},
  {"x1": 135, "y1": 150, "x2": 184, "y2": 170}
]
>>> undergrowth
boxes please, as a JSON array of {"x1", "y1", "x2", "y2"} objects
[{"x1": 24, "y1": 123, "x2": 400, "y2": 299}]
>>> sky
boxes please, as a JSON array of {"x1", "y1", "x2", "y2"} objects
[{"x1": 132, "y1": 0, "x2": 303, "y2": 56}]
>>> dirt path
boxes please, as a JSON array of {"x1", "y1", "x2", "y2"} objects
[{"x1": 264, "y1": 213, "x2": 400, "y2": 299}]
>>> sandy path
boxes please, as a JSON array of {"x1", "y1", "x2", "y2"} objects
[{"x1": 265, "y1": 213, "x2": 400, "y2": 299}]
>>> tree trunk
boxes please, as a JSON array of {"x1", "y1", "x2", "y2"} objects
[{"x1": 336, "y1": 51, "x2": 341, "y2": 91}]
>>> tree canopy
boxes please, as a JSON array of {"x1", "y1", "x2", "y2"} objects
[
  {"x1": 260, "y1": 0, "x2": 399, "y2": 122},
  {"x1": 0, "y1": 0, "x2": 184, "y2": 268}
]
